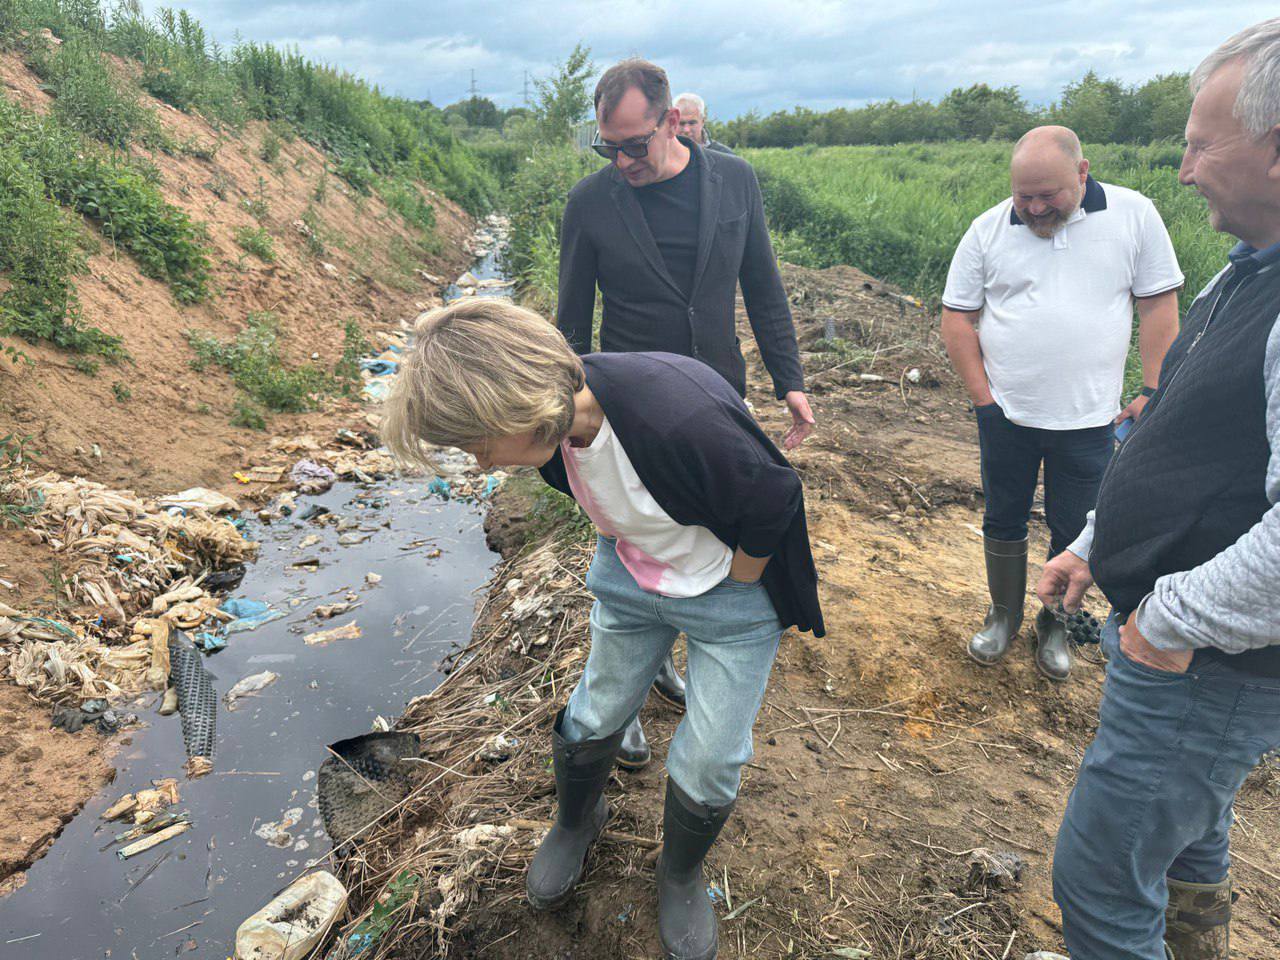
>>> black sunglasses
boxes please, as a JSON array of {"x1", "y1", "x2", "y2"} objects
[{"x1": 591, "y1": 123, "x2": 662, "y2": 160}]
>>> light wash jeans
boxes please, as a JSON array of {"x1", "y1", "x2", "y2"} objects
[
  {"x1": 1053, "y1": 613, "x2": 1280, "y2": 958},
  {"x1": 561, "y1": 536, "x2": 783, "y2": 806}
]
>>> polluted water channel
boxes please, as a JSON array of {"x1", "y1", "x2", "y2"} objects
[
  {"x1": 0, "y1": 214, "x2": 513, "y2": 958},
  {"x1": 0, "y1": 480, "x2": 496, "y2": 957}
]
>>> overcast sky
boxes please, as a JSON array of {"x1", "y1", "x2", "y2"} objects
[{"x1": 142, "y1": 1, "x2": 1276, "y2": 118}]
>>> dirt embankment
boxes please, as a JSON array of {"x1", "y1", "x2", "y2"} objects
[
  {"x1": 335, "y1": 263, "x2": 1280, "y2": 959},
  {"x1": 0, "y1": 51, "x2": 476, "y2": 891}
]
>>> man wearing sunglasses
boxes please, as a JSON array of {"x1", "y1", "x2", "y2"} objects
[
  {"x1": 560, "y1": 57, "x2": 811, "y2": 443},
  {"x1": 556, "y1": 57, "x2": 813, "y2": 773}
]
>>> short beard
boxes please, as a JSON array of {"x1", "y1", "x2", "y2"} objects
[
  {"x1": 1023, "y1": 208, "x2": 1071, "y2": 239},
  {"x1": 1019, "y1": 186, "x2": 1083, "y2": 239}
]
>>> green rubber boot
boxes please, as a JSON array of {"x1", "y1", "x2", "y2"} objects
[
  {"x1": 968, "y1": 537, "x2": 1028, "y2": 665},
  {"x1": 1165, "y1": 876, "x2": 1232, "y2": 960}
]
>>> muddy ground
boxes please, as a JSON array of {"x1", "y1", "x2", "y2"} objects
[{"x1": 405, "y1": 263, "x2": 1280, "y2": 959}]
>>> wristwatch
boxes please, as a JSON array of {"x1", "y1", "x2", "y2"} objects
[{"x1": 1140, "y1": 386, "x2": 1157, "y2": 398}]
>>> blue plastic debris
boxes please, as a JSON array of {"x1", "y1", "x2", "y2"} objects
[
  {"x1": 427, "y1": 476, "x2": 452, "y2": 499},
  {"x1": 707, "y1": 883, "x2": 724, "y2": 904},
  {"x1": 482, "y1": 474, "x2": 502, "y2": 497},
  {"x1": 194, "y1": 631, "x2": 227, "y2": 652},
  {"x1": 359, "y1": 358, "x2": 398, "y2": 376},
  {"x1": 362, "y1": 378, "x2": 392, "y2": 402},
  {"x1": 220, "y1": 598, "x2": 285, "y2": 634},
  {"x1": 617, "y1": 903, "x2": 634, "y2": 923},
  {"x1": 347, "y1": 932, "x2": 375, "y2": 956}
]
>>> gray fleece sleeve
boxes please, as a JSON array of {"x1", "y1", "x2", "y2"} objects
[{"x1": 1138, "y1": 314, "x2": 1280, "y2": 653}]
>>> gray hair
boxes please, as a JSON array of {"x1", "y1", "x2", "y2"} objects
[
  {"x1": 1191, "y1": 17, "x2": 1280, "y2": 138},
  {"x1": 673, "y1": 92, "x2": 706, "y2": 119}
]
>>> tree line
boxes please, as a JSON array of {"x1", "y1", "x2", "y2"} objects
[
  {"x1": 713, "y1": 72, "x2": 1193, "y2": 148},
  {"x1": 443, "y1": 67, "x2": 1194, "y2": 150}
]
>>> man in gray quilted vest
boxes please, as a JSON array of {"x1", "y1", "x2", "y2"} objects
[{"x1": 1036, "y1": 18, "x2": 1280, "y2": 960}]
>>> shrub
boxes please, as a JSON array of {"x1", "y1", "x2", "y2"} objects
[
  {"x1": 502, "y1": 144, "x2": 597, "y2": 310},
  {"x1": 29, "y1": 33, "x2": 156, "y2": 148},
  {"x1": 240, "y1": 175, "x2": 270, "y2": 221},
  {"x1": 234, "y1": 224, "x2": 275, "y2": 261},
  {"x1": 378, "y1": 176, "x2": 436, "y2": 234},
  {"x1": 230, "y1": 397, "x2": 266, "y2": 430},
  {"x1": 337, "y1": 156, "x2": 374, "y2": 196},
  {"x1": 186, "y1": 311, "x2": 329, "y2": 415},
  {"x1": 259, "y1": 130, "x2": 281, "y2": 164},
  {"x1": 0, "y1": 433, "x2": 40, "y2": 529},
  {"x1": 0, "y1": 132, "x2": 124, "y2": 358},
  {"x1": 334, "y1": 318, "x2": 370, "y2": 391}
]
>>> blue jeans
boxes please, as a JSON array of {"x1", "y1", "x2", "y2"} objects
[
  {"x1": 561, "y1": 536, "x2": 783, "y2": 807},
  {"x1": 976, "y1": 403, "x2": 1113, "y2": 556},
  {"x1": 1053, "y1": 614, "x2": 1280, "y2": 958}
]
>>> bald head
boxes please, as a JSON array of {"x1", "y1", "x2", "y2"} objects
[
  {"x1": 1014, "y1": 125, "x2": 1084, "y2": 164},
  {"x1": 1010, "y1": 126, "x2": 1089, "y2": 238}
]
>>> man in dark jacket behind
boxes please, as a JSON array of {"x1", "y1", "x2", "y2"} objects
[
  {"x1": 1037, "y1": 18, "x2": 1280, "y2": 960},
  {"x1": 675, "y1": 91, "x2": 736, "y2": 155},
  {"x1": 558, "y1": 58, "x2": 815, "y2": 769}
]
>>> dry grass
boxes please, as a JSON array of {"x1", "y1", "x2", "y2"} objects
[{"x1": 319, "y1": 538, "x2": 596, "y2": 957}]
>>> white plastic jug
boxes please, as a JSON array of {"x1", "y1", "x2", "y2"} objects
[{"x1": 234, "y1": 871, "x2": 348, "y2": 960}]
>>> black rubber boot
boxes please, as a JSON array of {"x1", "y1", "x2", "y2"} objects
[
  {"x1": 657, "y1": 778, "x2": 734, "y2": 960},
  {"x1": 652, "y1": 652, "x2": 687, "y2": 710},
  {"x1": 526, "y1": 709, "x2": 625, "y2": 911},
  {"x1": 1034, "y1": 607, "x2": 1073, "y2": 681},
  {"x1": 616, "y1": 714, "x2": 651, "y2": 769},
  {"x1": 967, "y1": 536, "x2": 1028, "y2": 665}
]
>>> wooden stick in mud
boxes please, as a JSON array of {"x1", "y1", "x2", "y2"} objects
[{"x1": 117, "y1": 822, "x2": 191, "y2": 859}]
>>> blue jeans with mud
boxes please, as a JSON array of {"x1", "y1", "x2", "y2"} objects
[
  {"x1": 1053, "y1": 613, "x2": 1280, "y2": 958},
  {"x1": 561, "y1": 536, "x2": 783, "y2": 807}
]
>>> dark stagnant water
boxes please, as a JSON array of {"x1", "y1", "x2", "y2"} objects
[{"x1": 0, "y1": 481, "x2": 495, "y2": 957}]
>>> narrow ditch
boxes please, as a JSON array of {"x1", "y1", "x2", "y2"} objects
[{"x1": 0, "y1": 231, "x2": 510, "y2": 959}]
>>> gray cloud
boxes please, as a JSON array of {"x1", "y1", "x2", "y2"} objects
[{"x1": 141, "y1": 0, "x2": 1277, "y2": 117}]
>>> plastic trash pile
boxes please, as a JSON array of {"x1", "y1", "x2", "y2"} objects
[{"x1": 3, "y1": 472, "x2": 256, "y2": 620}]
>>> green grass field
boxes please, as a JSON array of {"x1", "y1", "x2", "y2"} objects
[{"x1": 745, "y1": 142, "x2": 1232, "y2": 312}]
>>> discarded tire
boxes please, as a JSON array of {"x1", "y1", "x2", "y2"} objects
[
  {"x1": 169, "y1": 642, "x2": 217, "y2": 759},
  {"x1": 317, "y1": 731, "x2": 420, "y2": 843}
]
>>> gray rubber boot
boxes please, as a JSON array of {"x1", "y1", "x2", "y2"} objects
[
  {"x1": 968, "y1": 537, "x2": 1028, "y2": 665},
  {"x1": 616, "y1": 714, "x2": 651, "y2": 770},
  {"x1": 1165, "y1": 875, "x2": 1232, "y2": 960},
  {"x1": 657, "y1": 778, "x2": 734, "y2": 960},
  {"x1": 1034, "y1": 607, "x2": 1073, "y2": 681},
  {"x1": 652, "y1": 652, "x2": 687, "y2": 710},
  {"x1": 526, "y1": 709, "x2": 625, "y2": 911}
]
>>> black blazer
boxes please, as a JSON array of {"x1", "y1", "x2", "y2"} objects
[
  {"x1": 540, "y1": 352, "x2": 824, "y2": 638},
  {"x1": 556, "y1": 139, "x2": 805, "y2": 400}
]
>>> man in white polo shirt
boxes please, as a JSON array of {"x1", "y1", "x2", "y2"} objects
[{"x1": 941, "y1": 125, "x2": 1183, "y2": 681}]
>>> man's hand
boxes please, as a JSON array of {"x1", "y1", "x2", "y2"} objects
[
  {"x1": 1120, "y1": 609, "x2": 1192, "y2": 673},
  {"x1": 1036, "y1": 550, "x2": 1093, "y2": 612},
  {"x1": 1114, "y1": 394, "x2": 1150, "y2": 425},
  {"x1": 783, "y1": 391, "x2": 815, "y2": 449}
]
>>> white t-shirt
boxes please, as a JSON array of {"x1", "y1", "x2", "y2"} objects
[
  {"x1": 562, "y1": 415, "x2": 732, "y2": 597},
  {"x1": 942, "y1": 179, "x2": 1184, "y2": 429}
]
